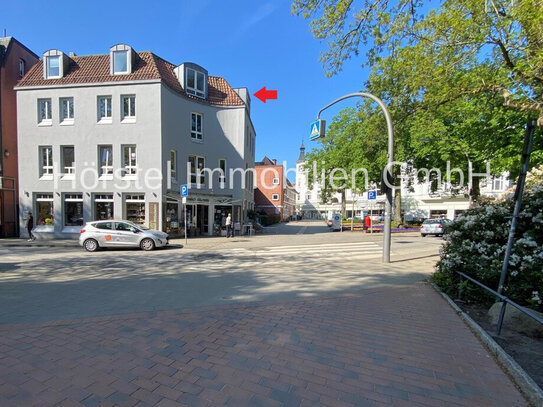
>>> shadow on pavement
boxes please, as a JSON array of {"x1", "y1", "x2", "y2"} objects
[{"x1": 0, "y1": 250, "x2": 433, "y2": 325}]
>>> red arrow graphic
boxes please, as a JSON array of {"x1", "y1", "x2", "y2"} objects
[{"x1": 254, "y1": 87, "x2": 278, "y2": 103}]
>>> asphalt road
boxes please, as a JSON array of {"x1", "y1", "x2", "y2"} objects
[{"x1": 0, "y1": 221, "x2": 443, "y2": 325}]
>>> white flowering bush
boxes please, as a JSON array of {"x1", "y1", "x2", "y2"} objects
[{"x1": 433, "y1": 185, "x2": 543, "y2": 311}]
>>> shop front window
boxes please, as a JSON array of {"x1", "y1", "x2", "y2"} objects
[
  {"x1": 125, "y1": 194, "x2": 145, "y2": 225},
  {"x1": 64, "y1": 194, "x2": 83, "y2": 226},
  {"x1": 36, "y1": 194, "x2": 54, "y2": 226},
  {"x1": 95, "y1": 194, "x2": 114, "y2": 220}
]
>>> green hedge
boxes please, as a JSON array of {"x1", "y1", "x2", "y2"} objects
[{"x1": 432, "y1": 185, "x2": 543, "y2": 311}]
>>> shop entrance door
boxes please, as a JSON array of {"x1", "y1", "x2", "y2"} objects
[{"x1": 197, "y1": 205, "x2": 208, "y2": 235}]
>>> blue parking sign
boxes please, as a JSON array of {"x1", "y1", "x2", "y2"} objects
[
  {"x1": 368, "y1": 190, "x2": 377, "y2": 200},
  {"x1": 180, "y1": 184, "x2": 189, "y2": 197}
]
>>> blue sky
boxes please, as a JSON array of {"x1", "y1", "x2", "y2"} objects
[{"x1": 3, "y1": 0, "x2": 370, "y2": 178}]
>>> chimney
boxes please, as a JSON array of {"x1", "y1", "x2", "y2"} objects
[{"x1": 272, "y1": 159, "x2": 277, "y2": 165}]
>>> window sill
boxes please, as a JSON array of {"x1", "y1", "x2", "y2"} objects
[
  {"x1": 99, "y1": 175, "x2": 114, "y2": 181},
  {"x1": 122, "y1": 175, "x2": 137, "y2": 181},
  {"x1": 39, "y1": 175, "x2": 54, "y2": 181},
  {"x1": 97, "y1": 118, "x2": 112, "y2": 125},
  {"x1": 61, "y1": 174, "x2": 75, "y2": 181},
  {"x1": 60, "y1": 120, "x2": 74, "y2": 126},
  {"x1": 190, "y1": 138, "x2": 204, "y2": 144},
  {"x1": 38, "y1": 120, "x2": 53, "y2": 127},
  {"x1": 121, "y1": 117, "x2": 136, "y2": 124},
  {"x1": 34, "y1": 225, "x2": 54, "y2": 231},
  {"x1": 61, "y1": 226, "x2": 83, "y2": 233}
]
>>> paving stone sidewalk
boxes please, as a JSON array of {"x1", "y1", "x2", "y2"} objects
[{"x1": 0, "y1": 283, "x2": 528, "y2": 407}]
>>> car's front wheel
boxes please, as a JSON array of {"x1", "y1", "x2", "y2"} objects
[
  {"x1": 140, "y1": 238, "x2": 155, "y2": 251},
  {"x1": 84, "y1": 239, "x2": 99, "y2": 252},
  {"x1": 421, "y1": 234, "x2": 427, "y2": 238}
]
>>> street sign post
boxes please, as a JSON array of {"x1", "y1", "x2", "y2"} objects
[
  {"x1": 309, "y1": 119, "x2": 326, "y2": 141},
  {"x1": 180, "y1": 184, "x2": 188, "y2": 244},
  {"x1": 368, "y1": 190, "x2": 377, "y2": 200}
]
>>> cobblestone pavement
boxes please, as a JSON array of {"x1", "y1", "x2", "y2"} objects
[
  {"x1": 0, "y1": 284, "x2": 528, "y2": 407},
  {"x1": 0, "y1": 222, "x2": 529, "y2": 406}
]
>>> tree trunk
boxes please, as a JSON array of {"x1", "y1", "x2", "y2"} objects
[
  {"x1": 471, "y1": 177, "x2": 481, "y2": 207},
  {"x1": 394, "y1": 189, "x2": 402, "y2": 224}
]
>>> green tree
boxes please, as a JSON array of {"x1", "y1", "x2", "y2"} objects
[
  {"x1": 292, "y1": 0, "x2": 543, "y2": 125},
  {"x1": 304, "y1": 106, "x2": 388, "y2": 217}
]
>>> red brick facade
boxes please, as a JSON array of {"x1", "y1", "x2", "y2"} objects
[
  {"x1": 254, "y1": 157, "x2": 296, "y2": 220},
  {"x1": 0, "y1": 37, "x2": 38, "y2": 237}
]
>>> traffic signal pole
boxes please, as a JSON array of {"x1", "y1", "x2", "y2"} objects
[{"x1": 317, "y1": 92, "x2": 394, "y2": 263}]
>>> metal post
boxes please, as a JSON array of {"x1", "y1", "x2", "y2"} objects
[
  {"x1": 495, "y1": 119, "x2": 536, "y2": 335},
  {"x1": 317, "y1": 92, "x2": 394, "y2": 262},
  {"x1": 184, "y1": 203, "x2": 187, "y2": 245}
]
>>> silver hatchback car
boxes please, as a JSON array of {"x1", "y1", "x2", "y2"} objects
[
  {"x1": 79, "y1": 220, "x2": 169, "y2": 252},
  {"x1": 420, "y1": 218, "x2": 452, "y2": 237}
]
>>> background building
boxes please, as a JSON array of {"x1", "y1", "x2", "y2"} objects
[
  {"x1": 0, "y1": 37, "x2": 39, "y2": 237},
  {"x1": 254, "y1": 157, "x2": 296, "y2": 221},
  {"x1": 16, "y1": 44, "x2": 255, "y2": 239},
  {"x1": 295, "y1": 142, "x2": 512, "y2": 221}
]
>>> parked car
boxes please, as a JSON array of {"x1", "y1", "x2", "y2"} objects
[
  {"x1": 420, "y1": 218, "x2": 452, "y2": 237},
  {"x1": 79, "y1": 220, "x2": 169, "y2": 252}
]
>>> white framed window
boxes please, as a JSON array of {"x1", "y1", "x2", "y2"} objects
[
  {"x1": 121, "y1": 95, "x2": 136, "y2": 122},
  {"x1": 272, "y1": 177, "x2": 280, "y2": 185},
  {"x1": 94, "y1": 194, "x2": 114, "y2": 220},
  {"x1": 122, "y1": 145, "x2": 137, "y2": 176},
  {"x1": 113, "y1": 51, "x2": 129, "y2": 74},
  {"x1": 272, "y1": 194, "x2": 279, "y2": 201},
  {"x1": 125, "y1": 194, "x2": 145, "y2": 225},
  {"x1": 492, "y1": 176, "x2": 504, "y2": 191},
  {"x1": 46, "y1": 56, "x2": 61, "y2": 78},
  {"x1": 98, "y1": 145, "x2": 113, "y2": 176},
  {"x1": 38, "y1": 99, "x2": 52, "y2": 125},
  {"x1": 19, "y1": 59, "x2": 25, "y2": 77},
  {"x1": 39, "y1": 146, "x2": 53, "y2": 178},
  {"x1": 61, "y1": 146, "x2": 75, "y2": 176},
  {"x1": 170, "y1": 150, "x2": 177, "y2": 182},
  {"x1": 219, "y1": 158, "x2": 226, "y2": 185},
  {"x1": 188, "y1": 155, "x2": 205, "y2": 185},
  {"x1": 185, "y1": 68, "x2": 206, "y2": 98},
  {"x1": 60, "y1": 97, "x2": 74, "y2": 124},
  {"x1": 36, "y1": 194, "x2": 54, "y2": 226},
  {"x1": 63, "y1": 194, "x2": 83, "y2": 227},
  {"x1": 97, "y1": 96, "x2": 112, "y2": 123},
  {"x1": 191, "y1": 112, "x2": 203, "y2": 141}
]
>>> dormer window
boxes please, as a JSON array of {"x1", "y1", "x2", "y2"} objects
[
  {"x1": 109, "y1": 44, "x2": 134, "y2": 75},
  {"x1": 186, "y1": 68, "x2": 206, "y2": 98},
  {"x1": 47, "y1": 56, "x2": 60, "y2": 77},
  {"x1": 43, "y1": 50, "x2": 68, "y2": 79},
  {"x1": 113, "y1": 51, "x2": 128, "y2": 74}
]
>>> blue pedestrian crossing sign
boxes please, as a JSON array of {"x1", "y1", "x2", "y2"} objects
[
  {"x1": 368, "y1": 190, "x2": 377, "y2": 200},
  {"x1": 309, "y1": 119, "x2": 326, "y2": 141},
  {"x1": 180, "y1": 184, "x2": 189, "y2": 197}
]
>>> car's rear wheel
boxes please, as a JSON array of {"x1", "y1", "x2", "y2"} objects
[
  {"x1": 84, "y1": 239, "x2": 99, "y2": 252},
  {"x1": 421, "y1": 234, "x2": 427, "y2": 237},
  {"x1": 140, "y1": 238, "x2": 155, "y2": 251}
]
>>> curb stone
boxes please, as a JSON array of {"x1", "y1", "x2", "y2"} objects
[{"x1": 430, "y1": 282, "x2": 543, "y2": 407}]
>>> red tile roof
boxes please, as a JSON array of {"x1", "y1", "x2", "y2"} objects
[{"x1": 17, "y1": 51, "x2": 245, "y2": 106}]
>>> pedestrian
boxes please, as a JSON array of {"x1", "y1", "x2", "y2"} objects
[
  {"x1": 25, "y1": 211, "x2": 35, "y2": 241},
  {"x1": 225, "y1": 213, "x2": 233, "y2": 238},
  {"x1": 364, "y1": 214, "x2": 371, "y2": 233}
]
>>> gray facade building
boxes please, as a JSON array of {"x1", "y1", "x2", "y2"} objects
[{"x1": 16, "y1": 44, "x2": 255, "y2": 238}]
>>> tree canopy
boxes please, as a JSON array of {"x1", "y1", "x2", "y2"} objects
[{"x1": 293, "y1": 0, "x2": 543, "y2": 125}]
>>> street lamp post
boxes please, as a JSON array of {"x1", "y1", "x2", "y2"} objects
[{"x1": 317, "y1": 92, "x2": 394, "y2": 263}]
